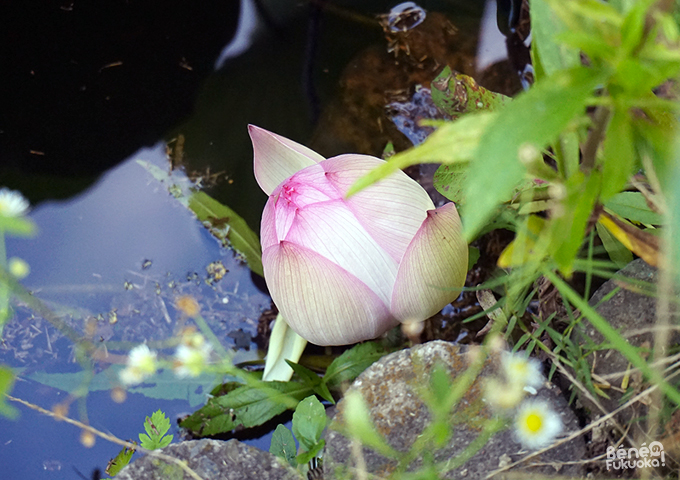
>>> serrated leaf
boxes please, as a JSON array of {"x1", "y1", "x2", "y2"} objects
[
  {"x1": 323, "y1": 342, "x2": 392, "y2": 390},
  {"x1": 105, "y1": 445, "x2": 136, "y2": 477},
  {"x1": 292, "y1": 395, "x2": 327, "y2": 451},
  {"x1": 463, "y1": 67, "x2": 603, "y2": 240},
  {"x1": 150, "y1": 409, "x2": 171, "y2": 437},
  {"x1": 179, "y1": 381, "x2": 311, "y2": 436},
  {"x1": 286, "y1": 360, "x2": 321, "y2": 388},
  {"x1": 605, "y1": 192, "x2": 663, "y2": 225},
  {"x1": 158, "y1": 435, "x2": 173, "y2": 449},
  {"x1": 187, "y1": 191, "x2": 263, "y2": 277},
  {"x1": 139, "y1": 433, "x2": 154, "y2": 450},
  {"x1": 270, "y1": 424, "x2": 297, "y2": 466}
]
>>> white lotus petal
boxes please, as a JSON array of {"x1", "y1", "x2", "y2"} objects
[
  {"x1": 249, "y1": 125, "x2": 325, "y2": 195},
  {"x1": 391, "y1": 202, "x2": 468, "y2": 321},
  {"x1": 284, "y1": 199, "x2": 398, "y2": 306},
  {"x1": 263, "y1": 241, "x2": 398, "y2": 345},
  {"x1": 321, "y1": 155, "x2": 434, "y2": 263},
  {"x1": 260, "y1": 197, "x2": 278, "y2": 250}
]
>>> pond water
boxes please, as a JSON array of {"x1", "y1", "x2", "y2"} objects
[{"x1": 0, "y1": 0, "x2": 520, "y2": 478}]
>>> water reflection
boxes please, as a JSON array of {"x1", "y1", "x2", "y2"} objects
[{"x1": 0, "y1": 144, "x2": 270, "y2": 479}]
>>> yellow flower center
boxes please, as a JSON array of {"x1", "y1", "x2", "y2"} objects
[{"x1": 526, "y1": 412, "x2": 543, "y2": 433}]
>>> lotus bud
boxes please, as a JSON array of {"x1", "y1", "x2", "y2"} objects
[{"x1": 250, "y1": 125, "x2": 468, "y2": 346}]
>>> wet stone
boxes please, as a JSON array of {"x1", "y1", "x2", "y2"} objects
[
  {"x1": 116, "y1": 438, "x2": 303, "y2": 480},
  {"x1": 324, "y1": 340, "x2": 585, "y2": 479}
]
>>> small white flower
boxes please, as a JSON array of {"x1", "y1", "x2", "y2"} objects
[
  {"x1": 484, "y1": 378, "x2": 525, "y2": 410},
  {"x1": 119, "y1": 344, "x2": 157, "y2": 386},
  {"x1": 502, "y1": 351, "x2": 543, "y2": 389},
  {"x1": 0, "y1": 188, "x2": 30, "y2": 218},
  {"x1": 514, "y1": 399, "x2": 563, "y2": 449},
  {"x1": 173, "y1": 342, "x2": 212, "y2": 377}
]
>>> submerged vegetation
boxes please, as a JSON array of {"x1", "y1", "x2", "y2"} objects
[{"x1": 2, "y1": 0, "x2": 680, "y2": 479}]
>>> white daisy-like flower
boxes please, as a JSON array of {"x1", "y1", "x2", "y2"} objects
[
  {"x1": 484, "y1": 378, "x2": 525, "y2": 410},
  {"x1": 514, "y1": 399, "x2": 563, "y2": 449},
  {"x1": 0, "y1": 188, "x2": 30, "y2": 218},
  {"x1": 501, "y1": 351, "x2": 544, "y2": 389},
  {"x1": 173, "y1": 341, "x2": 213, "y2": 377},
  {"x1": 119, "y1": 344, "x2": 158, "y2": 386}
]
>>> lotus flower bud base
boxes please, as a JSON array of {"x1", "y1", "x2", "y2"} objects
[{"x1": 251, "y1": 125, "x2": 468, "y2": 350}]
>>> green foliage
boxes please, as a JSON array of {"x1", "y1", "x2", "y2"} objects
[
  {"x1": 270, "y1": 424, "x2": 297, "y2": 467},
  {"x1": 292, "y1": 395, "x2": 327, "y2": 464},
  {"x1": 430, "y1": 67, "x2": 510, "y2": 118},
  {"x1": 139, "y1": 409, "x2": 174, "y2": 450},
  {"x1": 105, "y1": 444, "x2": 136, "y2": 477},
  {"x1": 269, "y1": 395, "x2": 327, "y2": 473},
  {"x1": 187, "y1": 191, "x2": 263, "y2": 277},
  {"x1": 180, "y1": 341, "x2": 392, "y2": 436},
  {"x1": 0, "y1": 366, "x2": 18, "y2": 419}
]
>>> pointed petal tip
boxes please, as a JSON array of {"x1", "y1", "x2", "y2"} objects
[{"x1": 250, "y1": 126, "x2": 325, "y2": 195}]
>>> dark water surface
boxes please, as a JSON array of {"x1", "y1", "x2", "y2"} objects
[{"x1": 0, "y1": 0, "x2": 518, "y2": 477}]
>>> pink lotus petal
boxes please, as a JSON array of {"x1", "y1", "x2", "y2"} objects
[
  {"x1": 321, "y1": 155, "x2": 434, "y2": 263},
  {"x1": 249, "y1": 125, "x2": 325, "y2": 195},
  {"x1": 285, "y1": 199, "x2": 398, "y2": 306},
  {"x1": 391, "y1": 202, "x2": 468, "y2": 321},
  {"x1": 262, "y1": 241, "x2": 398, "y2": 345}
]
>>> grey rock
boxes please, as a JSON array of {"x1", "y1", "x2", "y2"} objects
[
  {"x1": 324, "y1": 340, "x2": 585, "y2": 479},
  {"x1": 116, "y1": 438, "x2": 304, "y2": 480},
  {"x1": 576, "y1": 258, "x2": 679, "y2": 431}
]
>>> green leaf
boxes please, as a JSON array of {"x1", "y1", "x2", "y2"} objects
[
  {"x1": 187, "y1": 191, "x2": 263, "y2": 277},
  {"x1": 467, "y1": 246, "x2": 480, "y2": 271},
  {"x1": 295, "y1": 440, "x2": 324, "y2": 465},
  {"x1": 347, "y1": 112, "x2": 496, "y2": 197},
  {"x1": 463, "y1": 67, "x2": 603, "y2": 240},
  {"x1": 105, "y1": 445, "x2": 136, "y2": 477},
  {"x1": 286, "y1": 360, "x2": 334, "y2": 403},
  {"x1": 596, "y1": 221, "x2": 633, "y2": 268},
  {"x1": 292, "y1": 395, "x2": 327, "y2": 452},
  {"x1": 531, "y1": 0, "x2": 581, "y2": 77},
  {"x1": 286, "y1": 361, "x2": 321, "y2": 388},
  {"x1": 179, "y1": 381, "x2": 310, "y2": 436},
  {"x1": 605, "y1": 192, "x2": 663, "y2": 225},
  {"x1": 323, "y1": 342, "x2": 392, "y2": 390},
  {"x1": 600, "y1": 108, "x2": 635, "y2": 201},
  {"x1": 551, "y1": 171, "x2": 602, "y2": 275},
  {"x1": 431, "y1": 67, "x2": 510, "y2": 117},
  {"x1": 139, "y1": 410, "x2": 173, "y2": 450},
  {"x1": 270, "y1": 424, "x2": 297, "y2": 467},
  {"x1": 433, "y1": 163, "x2": 468, "y2": 205},
  {"x1": 0, "y1": 366, "x2": 18, "y2": 419}
]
